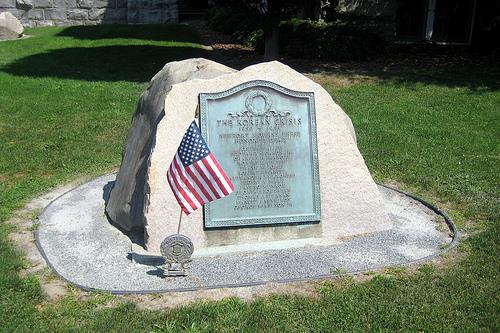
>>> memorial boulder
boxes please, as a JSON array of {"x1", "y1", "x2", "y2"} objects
[
  {"x1": 105, "y1": 58, "x2": 235, "y2": 232},
  {"x1": 107, "y1": 59, "x2": 392, "y2": 254}
]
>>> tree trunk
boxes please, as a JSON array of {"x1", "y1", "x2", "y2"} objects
[
  {"x1": 264, "y1": 22, "x2": 279, "y2": 61},
  {"x1": 303, "y1": 0, "x2": 322, "y2": 20}
]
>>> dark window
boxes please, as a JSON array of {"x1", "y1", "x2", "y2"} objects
[
  {"x1": 396, "y1": 0, "x2": 428, "y2": 40},
  {"x1": 432, "y1": 0, "x2": 476, "y2": 43}
]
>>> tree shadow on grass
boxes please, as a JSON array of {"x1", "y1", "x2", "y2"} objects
[
  {"x1": 371, "y1": 68, "x2": 500, "y2": 93},
  {"x1": 3, "y1": 45, "x2": 210, "y2": 82},
  {"x1": 292, "y1": 62, "x2": 500, "y2": 93},
  {"x1": 4, "y1": 36, "x2": 499, "y2": 91},
  {"x1": 193, "y1": 46, "x2": 500, "y2": 93},
  {"x1": 56, "y1": 24, "x2": 201, "y2": 43},
  {"x1": 287, "y1": 45, "x2": 500, "y2": 93}
]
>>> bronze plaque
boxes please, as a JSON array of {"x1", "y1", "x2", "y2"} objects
[{"x1": 199, "y1": 80, "x2": 321, "y2": 229}]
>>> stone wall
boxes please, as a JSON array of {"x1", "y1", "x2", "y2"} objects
[{"x1": 0, "y1": 0, "x2": 177, "y2": 27}]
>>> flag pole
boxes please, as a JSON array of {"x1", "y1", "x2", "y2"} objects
[
  {"x1": 194, "y1": 104, "x2": 200, "y2": 120},
  {"x1": 177, "y1": 208, "x2": 183, "y2": 234}
]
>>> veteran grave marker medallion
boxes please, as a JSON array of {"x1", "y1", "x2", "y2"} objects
[{"x1": 199, "y1": 80, "x2": 321, "y2": 228}]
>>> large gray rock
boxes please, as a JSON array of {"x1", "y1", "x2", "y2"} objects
[
  {"x1": 105, "y1": 58, "x2": 235, "y2": 232},
  {"x1": 107, "y1": 58, "x2": 388, "y2": 255},
  {"x1": 144, "y1": 61, "x2": 391, "y2": 253},
  {"x1": 0, "y1": 11, "x2": 23, "y2": 40}
]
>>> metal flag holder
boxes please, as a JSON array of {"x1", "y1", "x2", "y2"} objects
[
  {"x1": 160, "y1": 209, "x2": 194, "y2": 277},
  {"x1": 160, "y1": 111, "x2": 233, "y2": 277}
]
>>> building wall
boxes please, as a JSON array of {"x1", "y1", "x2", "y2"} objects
[{"x1": 0, "y1": 0, "x2": 178, "y2": 27}]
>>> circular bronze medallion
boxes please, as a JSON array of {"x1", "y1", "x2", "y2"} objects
[{"x1": 160, "y1": 234, "x2": 194, "y2": 263}]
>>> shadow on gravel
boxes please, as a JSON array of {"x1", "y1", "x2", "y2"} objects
[{"x1": 127, "y1": 253, "x2": 165, "y2": 266}]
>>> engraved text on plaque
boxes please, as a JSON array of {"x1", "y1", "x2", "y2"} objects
[{"x1": 199, "y1": 80, "x2": 321, "y2": 228}]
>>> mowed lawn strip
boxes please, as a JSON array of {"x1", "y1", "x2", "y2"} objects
[{"x1": 0, "y1": 25, "x2": 499, "y2": 332}]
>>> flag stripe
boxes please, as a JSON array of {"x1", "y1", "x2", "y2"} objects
[
  {"x1": 167, "y1": 120, "x2": 233, "y2": 215},
  {"x1": 202, "y1": 157, "x2": 229, "y2": 196},
  {"x1": 194, "y1": 161, "x2": 223, "y2": 199},
  {"x1": 185, "y1": 165, "x2": 213, "y2": 202},
  {"x1": 208, "y1": 153, "x2": 234, "y2": 191},
  {"x1": 167, "y1": 168, "x2": 193, "y2": 215},
  {"x1": 173, "y1": 154, "x2": 205, "y2": 206},
  {"x1": 169, "y1": 163, "x2": 199, "y2": 212}
]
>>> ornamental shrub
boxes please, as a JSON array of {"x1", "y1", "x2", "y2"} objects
[
  {"x1": 206, "y1": 4, "x2": 260, "y2": 46},
  {"x1": 277, "y1": 19, "x2": 386, "y2": 61},
  {"x1": 206, "y1": 7, "x2": 386, "y2": 61}
]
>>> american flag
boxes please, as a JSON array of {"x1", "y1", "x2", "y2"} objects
[{"x1": 167, "y1": 120, "x2": 234, "y2": 215}]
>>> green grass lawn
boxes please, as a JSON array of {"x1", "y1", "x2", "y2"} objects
[{"x1": 0, "y1": 25, "x2": 499, "y2": 332}]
